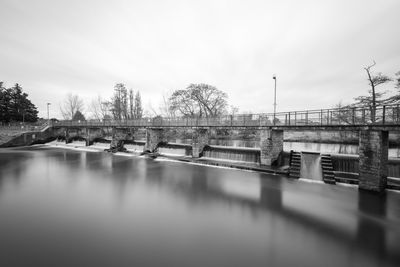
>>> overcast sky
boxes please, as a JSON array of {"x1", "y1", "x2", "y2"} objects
[{"x1": 1, "y1": 0, "x2": 399, "y2": 118}]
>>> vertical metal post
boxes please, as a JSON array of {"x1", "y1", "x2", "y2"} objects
[
  {"x1": 273, "y1": 74, "x2": 277, "y2": 125},
  {"x1": 288, "y1": 112, "x2": 291, "y2": 126},
  {"x1": 47, "y1": 103, "x2": 51, "y2": 126},
  {"x1": 352, "y1": 108, "x2": 355, "y2": 125},
  {"x1": 382, "y1": 105, "x2": 386, "y2": 125},
  {"x1": 362, "y1": 109, "x2": 366, "y2": 124},
  {"x1": 320, "y1": 110, "x2": 322, "y2": 125},
  {"x1": 305, "y1": 111, "x2": 308, "y2": 125},
  {"x1": 294, "y1": 112, "x2": 297, "y2": 125},
  {"x1": 327, "y1": 110, "x2": 330, "y2": 125}
]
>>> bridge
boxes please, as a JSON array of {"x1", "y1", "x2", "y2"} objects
[
  {"x1": 5, "y1": 104, "x2": 400, "y2": 193},
  {"x1": 53, "y1": 104, "x2": 400, "y2": 130}
]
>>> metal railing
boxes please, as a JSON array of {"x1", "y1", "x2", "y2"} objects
[
  {"x1": 49, "y1": 104, "x2": 400, "y2": 128},
  {"x1": 0, "y1": 122, "x2": 49, "y2": 132}
]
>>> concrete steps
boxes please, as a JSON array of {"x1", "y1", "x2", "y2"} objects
[
  {"x1": 289, "y1": 151, "x2": 301, "y2": 178},
  {"x1": 387, "y1": 177, "x2": 400, "y2": 190},
  {"x1": 321, "y1": 154, "x2": 336, "y2": 184},
  {"x1": 334, "y1": 171, "x2": 359, "y2": 184}
]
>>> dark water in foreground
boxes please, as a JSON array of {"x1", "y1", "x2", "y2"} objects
[{"x1": 1, "y1": 146, "x2": 400, "y2": 267}]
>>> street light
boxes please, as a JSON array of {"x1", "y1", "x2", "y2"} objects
[
  {"x1": 273, "y1": 74, "x2": 277, "y2": 125},
  {"x1": 47, "y1": 103, "x2": 51, "y2": 125}
]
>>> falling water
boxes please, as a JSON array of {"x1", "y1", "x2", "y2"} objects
[
  {"x1": 202, "y1": 146, "x2": 260, "y2": 163},
  {"x1": 300, "y1": 152, "x2": 323, "y2": 181}
]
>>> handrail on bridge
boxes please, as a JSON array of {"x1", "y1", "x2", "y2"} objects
[{"x1": 50, "y1": 104, "x2": 400, "y2": 128}]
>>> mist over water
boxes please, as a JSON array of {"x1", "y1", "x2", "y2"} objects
[{"x1": 0, "y1": 146, "x2": 400, "y2": 267}]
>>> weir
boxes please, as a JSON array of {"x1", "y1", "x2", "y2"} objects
[
  {"x1": 4, "y1": 113, "x2": 400, "y2": 192},
  {"x1": 300, "y1": 152, "x2": 323, "y2": 181}
]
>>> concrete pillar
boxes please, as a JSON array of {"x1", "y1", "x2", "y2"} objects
[
  {"x1": 86, "y1": 128, "x2": 97, "y2": 146},
  {"x1": 85, "y1": 128, "x2": 104, "y2": 146},
  {"x1": 192, "y1": 128, "x2": 209, "y2": 158},
  {"x1": 359, "y1": 130, "x2": 388, "y2": 192},
  {"x1": 65, "y1": 129, "x2": 70, "y2": 144},
  {"x1": 260, "y1": 129, "x2": 284, "y2": 166},
  {"x1": 144, "y1": 128, "x2": 164, "y2": 152}
]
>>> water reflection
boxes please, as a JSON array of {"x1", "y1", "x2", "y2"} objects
[
  {"x1": 0, "y1": 147, "x2": 399, "y2": 267},
  {"x1": 356, "y1": 191, "x2": 387, "y2": 261}
]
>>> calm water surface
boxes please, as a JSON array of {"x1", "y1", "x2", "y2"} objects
[{"x1": 1, "y1": 146, "x2": 400, "y2": 267}]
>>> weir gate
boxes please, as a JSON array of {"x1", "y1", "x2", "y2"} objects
[{"x1": 20, "y1": 105, "x2": 400, "y2": 192}]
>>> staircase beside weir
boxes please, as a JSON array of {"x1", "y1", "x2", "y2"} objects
[
  {"x1": 321, "y1": 154, "x2": 336, "y2": 184},
  {"x1": 289, "y1": 151, "x2": 301, "y2": 178}
]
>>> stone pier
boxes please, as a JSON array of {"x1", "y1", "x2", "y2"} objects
[
  {"x1": 359, "y1": 130, "x2": 388, "y2": 193},
  {"x1": 65, "y1": 129, "x2": 72, "y2": 144},
  {"x1": 85, "y1": 128, "x2": 104, "y2": 146},
  {"x1": 260, "y1": 129, "x2": 284, "y2": 166},
  {"x1": 110, "y1": 128, "x2": 134, "y2": 151},
  {"x1": 192, "y1": 128, "x2": 209, "y2": 158},
  {"x1": 144, "y1": 128, "x2": 165, "y2": 152}
]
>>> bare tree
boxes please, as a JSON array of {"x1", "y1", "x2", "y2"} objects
[
  {"x1": 129, "y1": 89, "x2": 134, "y2": 119},
  {"x1": 159, "y1": 92, "x2": 177, "y2": 117},
  {"x1": 133, "y1": 91, "x2": 143, "y2": 119},
  {"x1": 189, "y1": 84, "x2": 227, "y2": 117},
  {"x1": 169, "y1": 83, "x2": 228, "y2": 118},
  {"x1": 60, "y1": 93, "x2": 84, "y2": 120},
  {"x1": 354, "y1": 61, "x2": 392, "y2": 121},
  {"x1": 88, "y1": 96, "x2": 111, "y2": 120},
  {"x1": 169, "y1": 89, "x2": 198, "y2": 117},
  {"x1": 111, "y1": 83, "x2": 127, "y2": 120},
  {"x1": 228, "y1": 105, "x2": 239, "y2": 116}
]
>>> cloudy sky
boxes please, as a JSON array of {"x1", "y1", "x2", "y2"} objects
[{"x1": 1, "y1": 0, "x2": 399, "y2": 118}]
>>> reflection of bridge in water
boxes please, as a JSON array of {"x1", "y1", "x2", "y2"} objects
[{"x1": 125, "y1": 159, "x2": 400, "y2": 267}]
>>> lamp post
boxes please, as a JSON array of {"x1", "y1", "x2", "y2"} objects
[
  {"x1": 273, "y1": 74, "x2": 277, "y2": 125},
  {"x1": 47, "y1": 103, "x2": 51, "y2": 125}
]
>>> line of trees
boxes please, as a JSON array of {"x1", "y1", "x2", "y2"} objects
[
  {"x1": 60, "y1": 83, "x2": 143, "y2": 121},
  {"x1": 0, "y1": 82, "x2": 38, "y2": 123},
  {"x1": 60, "y1": 82, "x2": 232, "y2": 121}
]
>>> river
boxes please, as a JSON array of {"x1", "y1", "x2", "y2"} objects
[{"x1": 0, "y1": 146, "x2": 400, "y2": 267}]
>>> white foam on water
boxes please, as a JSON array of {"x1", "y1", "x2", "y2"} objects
[
  {"x1": 336, "y1": 182, "x2": 358, "y2": 189},
  {"x1": 44, "y1": 143, "x2": 103, "y2": 153},
  {"x1": 387, "y1": 189, "x2": 400, "y2": 194},
  {"x1": 113, "y1": 152, "x2": 137, "y2": 157},
  {"x1": 298, "y1": 178, "x2": 325, "y2": 184},
  {"x1": 200, "y1": 156, "x2": 251, "y2": 164},
  {"x1": 154, "y1": 157, "x2": 260, "y2": 174}
]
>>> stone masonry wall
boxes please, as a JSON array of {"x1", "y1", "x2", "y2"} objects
[
  {"x1": 359, "y1": 130, "x2": 388, "y2": 192},
  {"x1": 192, "y1": 128, "x2": 209, "y2": 158},
  {"x1": 144, "y1": 128, "x2": 165, "y2": 152},
  {"x1": 260, "y1": 129, "x2": 284, "y2": 165}
]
